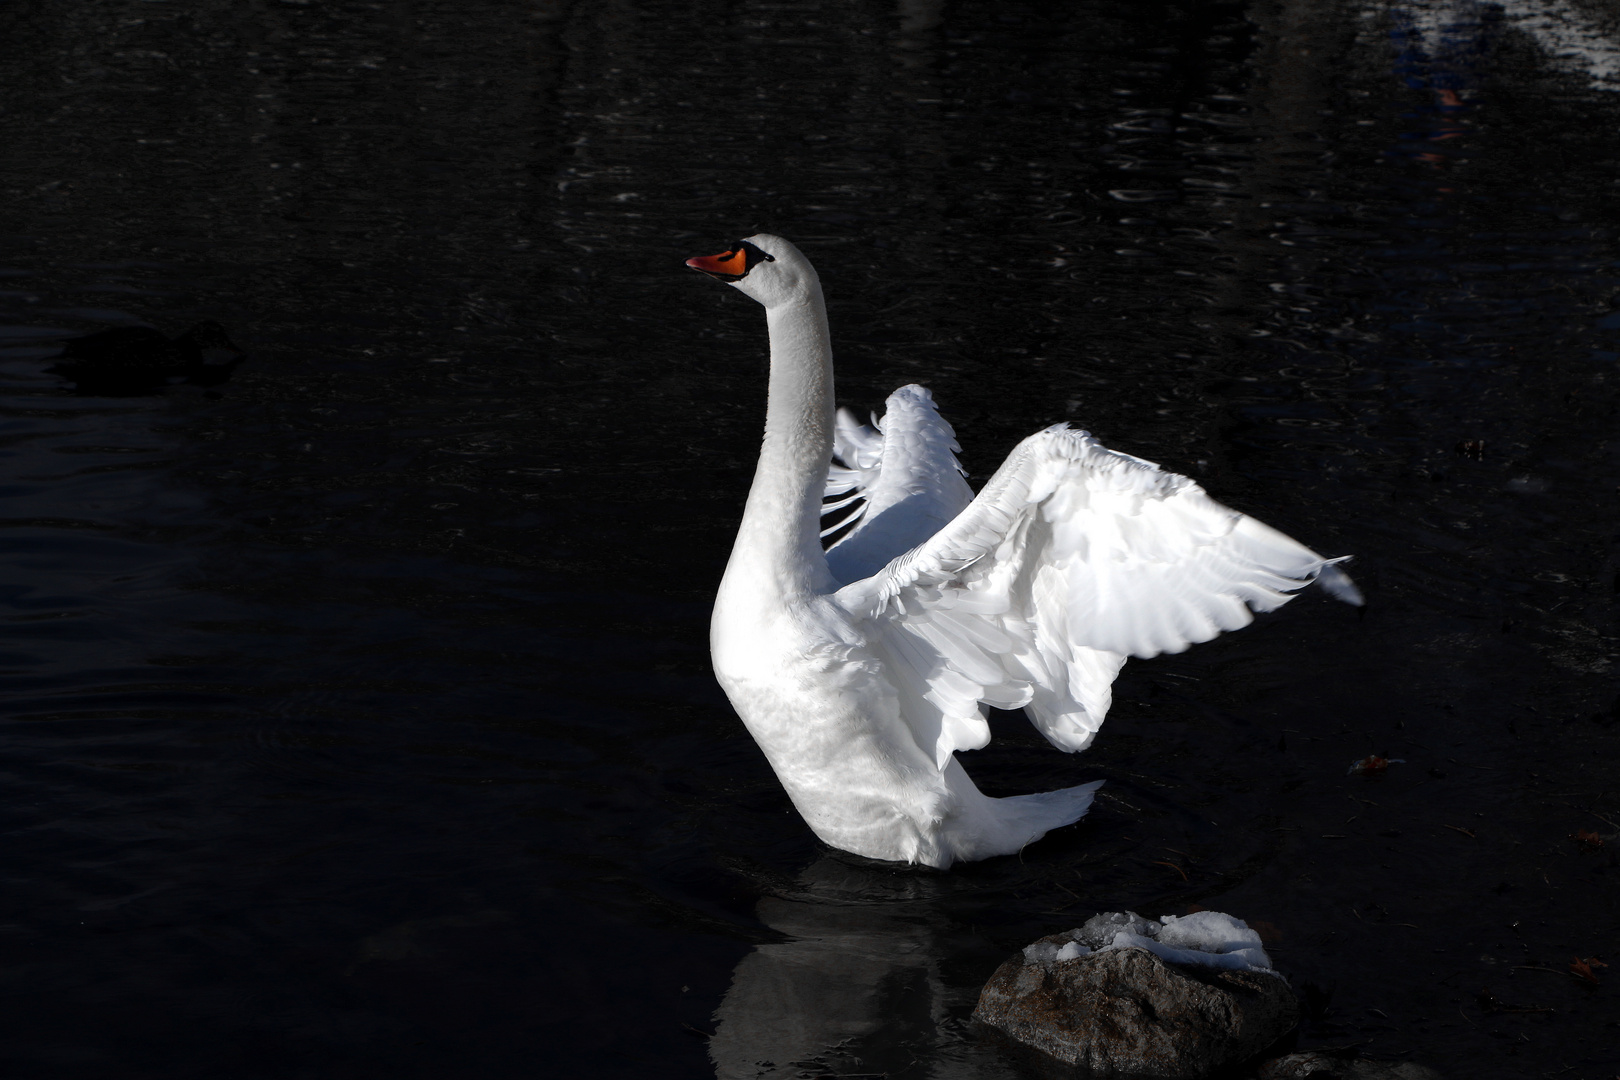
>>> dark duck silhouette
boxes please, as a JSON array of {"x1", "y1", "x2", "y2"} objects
[{"x1": 49, "y1": 321, "x2": 245, "y2": 395}]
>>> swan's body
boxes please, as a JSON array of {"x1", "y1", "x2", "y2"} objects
[{"x1": 691, "y1": 234, "x2": 1360, "y2": 869}]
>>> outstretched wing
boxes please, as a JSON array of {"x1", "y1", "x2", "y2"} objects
[
  {"x1": 834, "y1": 425, "x2": 1361, "y2": 771},
  {"x1": 822, "y1": 385, "x2": 975, "y2": 585}
]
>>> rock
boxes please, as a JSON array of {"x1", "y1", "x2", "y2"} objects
[
  {"x1": 973, "y1": 926, "x2": 1298, "y2": 1078},
  {"x1": 1258, "y1": 1049, "x2": 1444, "y2": 1080}
]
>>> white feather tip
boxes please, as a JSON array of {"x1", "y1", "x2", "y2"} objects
[{"x1": 1315, "y1": 558, "x2": 1364, "y2": 607}]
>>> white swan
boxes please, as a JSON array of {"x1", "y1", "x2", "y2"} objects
[{"x1": 689, "y1": 234, "x2": 1361, "y2": 869}]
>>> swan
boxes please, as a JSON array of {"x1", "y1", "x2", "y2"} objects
[{"x1": 688, "y1": 234, "x2": 1360, "y2": 869}]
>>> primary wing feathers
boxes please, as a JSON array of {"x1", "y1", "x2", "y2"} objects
[
  {"x1": 823, "y1": 385, "x2": 975, "y2": 584},
  {"x1": 836, "y1": 424, "x2": 1357, "y2": 769},
  {"x1": 823, "y1": 409, "x2": 883, "y2": 520}
]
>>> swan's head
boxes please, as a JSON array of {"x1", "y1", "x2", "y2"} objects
[{"x1": 686, "y1": 233, "x2": 818, "y2": 309}]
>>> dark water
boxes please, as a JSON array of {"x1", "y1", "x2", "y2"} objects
[{"x1": 1, "y1": 1, "x2": 1617, "y2": 1077}]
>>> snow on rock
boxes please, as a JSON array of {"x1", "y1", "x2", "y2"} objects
[{"x1": 1022, "y1": 909, "x2": 1278, "y2": 977}]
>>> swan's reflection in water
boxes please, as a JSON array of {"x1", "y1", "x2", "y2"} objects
[{"x1": 710, "y1": 857, "x2": 1015, "y2": 1080}]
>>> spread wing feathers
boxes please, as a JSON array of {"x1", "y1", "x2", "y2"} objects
[
  {"x1": 822, "y1": 384, "x2": 975, "y2": 585},
  {"x1": 824, "y1": 408, "x2": 883, "y2": 507},
  {"x1": 835, "y1": 425, "x2": 1361, "y2": 771}
]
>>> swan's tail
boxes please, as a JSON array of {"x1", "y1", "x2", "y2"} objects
[
  {"x1": 998, "y1": 779, "x2": 1106, "y2": 837},
  {"x1": 941, "y1": 777, "x2": 1105, "y2": 864}
]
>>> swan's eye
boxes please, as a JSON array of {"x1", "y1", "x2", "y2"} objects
[{"x1": 736, "y1": 240, "x2": 775, "y2": 271}]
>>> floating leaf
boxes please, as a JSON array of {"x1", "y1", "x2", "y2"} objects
[{"x1": 1570, "y1": 956, "x2": 1608, "y2": 984}]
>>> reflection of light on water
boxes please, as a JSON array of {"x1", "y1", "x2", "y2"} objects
[
  {"x1": 1382, "y1": 0, "x2": 1620, "y2": 91},
  {"x1": 708, "y1": 857, "x2": 1002, "y2": 1080},
  {"x1": 1506, "y1": 0, "x2": 1620, "y2": 89},
  {"x1": 1381, "y1": 1, "x2": 1488, "y2": 175},
  {"x1": 709, "y1": 897, "x2": 941, "y2": 1080}
]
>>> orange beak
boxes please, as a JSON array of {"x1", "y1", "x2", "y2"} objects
[{"x1": 686, "y1": 247, "x2": 748, "y2": 280}]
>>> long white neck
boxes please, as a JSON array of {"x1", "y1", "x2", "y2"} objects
[{"x1": 726, "y1": 288, "x2": 837, "y2": 599}]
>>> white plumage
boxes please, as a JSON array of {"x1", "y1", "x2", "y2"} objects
[{"x1": 689, "y1": 234, "x2": 1360, "y2": 869}]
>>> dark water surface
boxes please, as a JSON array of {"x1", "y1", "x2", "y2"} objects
[{"x1": 2, "y1": 1, "x2": 1617, "y2": 1077}]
